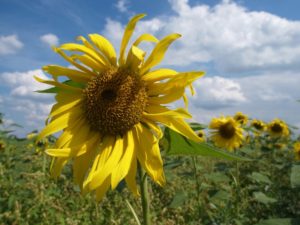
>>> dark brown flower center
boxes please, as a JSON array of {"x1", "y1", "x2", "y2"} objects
[
  {"x1": 219, "y1": 122, "x2": 236, "y2": 139},
  {"x1": 271, "y1": 123, "x2": 283, "y2": 133},
  {"x1": 83, "y1": 68, "x2": 148, "y2": 136},
  {"x1": 253, "y1": 123, "x2": 263, "y2": 130}
]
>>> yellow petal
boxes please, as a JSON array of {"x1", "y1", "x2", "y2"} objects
[
  {"x1": 148, "y1": 87, "x2": 185, "y2": 105},
  {"x1": 86, "y1": 136, "x2": 123, "y2": 191},
  {"x1": 140, "y1": 33, "x2": 181, "y2": 75},
  {"x1": 71, "y1": 54, "x2": 106, "y2": 72},
  {"x1": 141, "y1": 117, "x2": 163, "y2": 139},
  {"x1": 53, "y1": 47, "x2": 95, "y2": 75},
  {"x1": 133, "y1": 33, "x2": 159, "y2": 46},
  {"x1": 34, "y1": 76, "x2": 83, "y2": 93},
  {"x1": 49, "y1": 98, "x2": 82, "y2": 119},
  {"x1": 142, "y1": 68, "x2": 178, "y2": 82},
  {"x1": 145, "y1": 104, "x2": 192, "y2": 119},
  {"x1": 143, "y1": 113, "x2": 202, "y2": 143},
  {"x1": 133, "y1": 124, "x2": 165, "y2": 186},
  {"x1": 126, "y1": 45, "x2": 146, "y2": 70},
  {"x1": 111, "y1": 130, "x2": 135, "y2": 190},
  {"x1": 89, "y1": 34, "x2": 117, "y2": 66},
  {"x1": 50, "y1": 158, "x2": 68, "y2": 178},
  {"x1": 43, "y1": 65, "x2": 90, "y2": 83},
  {"x1": 73, "y1": 147, "x2": 97, "y2": 186},
  {"x1": 95, "y1": 176, "x2": 111, "y2": 201},
  {"x1": 125, "y1": 157, "x2": 139, "y2": 196},
  {"x1": 37, "y1": 108, "x2": 82, "y2": 142},
  {"x1": 119, "y1": 14, "x2": 146, "y2": 65},
  {"x1": 60, "y1": 43, "x2": 107, "y2": 67},
  {"x1": 147, "y1": 71, "x2": 204, "y2": 96}
]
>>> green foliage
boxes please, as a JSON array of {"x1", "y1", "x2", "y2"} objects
[{"x1": 164, "y1": 127, "x2": 250, "y2": 161}]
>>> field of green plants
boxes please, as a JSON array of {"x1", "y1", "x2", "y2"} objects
[{"x1": 1, "y1": 112, "x2": 300, "y2": 225}]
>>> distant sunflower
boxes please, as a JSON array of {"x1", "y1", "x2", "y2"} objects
[
  {"x1": 294, "y1": 142, "x2": 300, "y2": 161},
  {"x1": 267, "y1": 119, "x2": 289, "y2": 138},
  {"x1": 233, "y1": 112, "x2": 248, "y2": 126},
  {"x1": 197, "y1": 130, "x2": 206, "y2": 142},
  {"x1": 251, "y1": 119, "x2": 266, "y2": 132},
  {"x1": 35, "y1": 14, "x2": 204, "y2": 201},
  {"x1": 209, "y1": 116, "x2": 244, "y2": 151}
]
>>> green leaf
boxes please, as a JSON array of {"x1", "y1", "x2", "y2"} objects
[
  {"x1": 205, "y1": 172, "x2": 230, "y2": 183},
  {"x1": 253, "y1": 192, "x2": 277, "y2": 204},
  {"x1": 249, "y1": 172, "x2": 272, "y2": 184},
  {"x1": 189, "y1": 122, "x2": 207, "y2": 131},
  {"x1": 210, "y1": 190, "x2": 231, "y2": 202},
  {"x1": 164, "y1": 127, "x2": 250, "y2": 161},
  {"x1": 255, "y1": 218, "x2": 300, "y2": 225},
  {"x1": 168, "y1": 190, "x2": 187, "y2": 208},
  {"x1": 290, "y1": 164, "x2": 300, "y2": 188}
]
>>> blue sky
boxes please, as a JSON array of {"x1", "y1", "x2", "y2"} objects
[{"x1": 0, "y1": 0, "x2": 300, "y2": 136}]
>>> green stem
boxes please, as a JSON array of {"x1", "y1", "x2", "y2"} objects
[
  {"x1": 191, "y1": 157, "x2": 202, "y2": 207},
  {"x1": 138, "y1": 164, "x2": 151, "y2": 225}
]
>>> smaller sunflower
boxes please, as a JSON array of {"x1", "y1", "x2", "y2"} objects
[
  {"x1": 233, "y1": 112, "x2": 248, "y2": 126},
  {"x1": 209, "y1": 116, "x2": 244, "y2": 151},
  {"x1": 197, "y1": 130, "x2": 206, "y2": 142},
  {"x1": 251, "y1": 119, "x2": 266, "y2": 132},
  {"x1": 267, "y1": 118, "x2": 289, "y2": 138},
  {"x1": 294, "y1": 142, "x2": 300, "y2": 161}
]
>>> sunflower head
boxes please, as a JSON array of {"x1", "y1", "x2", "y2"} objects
[
  {"x1": 251, "y1": 119, "x2": 266, "y2": 132},
  {"x1": 267, "y1": 118, "x2": 289, "y2": 138},
  {"x1": 233, "y1": 112, "x2": 248, "y2": 126},
  {"x1": 294, "y1": 142, "x2": 300, "y2": 161},
  {"x1": 197, "y1": 130, "x2": 206, "y2": 142},
  {"x1": 35, "y1": 14, "x2": 204, "y2": 201},
  {"x1": 209, "y1": 116, "x2": 244, "y2": 151}
]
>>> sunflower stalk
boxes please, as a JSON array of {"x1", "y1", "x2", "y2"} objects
[{"x1": 138, "y1": 164, "x2": 151, "y2": 225}]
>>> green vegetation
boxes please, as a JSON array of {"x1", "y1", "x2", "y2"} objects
[{"x1": 1, "y1": 113, "x2": 300, "y2": 225}]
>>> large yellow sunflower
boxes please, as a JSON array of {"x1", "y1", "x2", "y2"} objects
[
  {"x1": 209, "y1": 116, "x2": 244, "y2": 151},
  {"x1": 35, "y1": 14, "x2": 204, "y2": 201},
  {"x1": 267, "y1": 118, "x2": 289, "y2": 138}
]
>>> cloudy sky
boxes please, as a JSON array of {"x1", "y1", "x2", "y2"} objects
[{"x1": 0, "y1": 0, "x2": 300, "y2": 137}]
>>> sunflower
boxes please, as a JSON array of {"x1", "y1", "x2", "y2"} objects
[
  {"x1": 267, "y1": 118, "x2": 289, "y2": 138},
  {"x1": 233, "y1": 112, "x2": 248, "y2": 126},
  {"x1": 35, "y1": 14, "x2": 204, "y2": 201},
  {"x1": 294, "y1": 142, "x2": 300, "y2": 161},
  {"x1": 197, "y1": 130, "x2": 206, "y2": 142},
  {"x1": 251, "y1": 119, "x2": 266, "y2": 132},
  {"x1": 209, "y1": 116, "x2": 244, "y2": 151}
]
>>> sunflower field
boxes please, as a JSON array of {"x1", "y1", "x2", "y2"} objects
[{"x1": 1, "y1": 110, "x2": 300, "y2": 225}]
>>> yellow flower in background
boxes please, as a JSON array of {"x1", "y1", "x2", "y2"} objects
[
  {"x1": 251, "y1": 119, "x2": 266, "y2": 132},
  {"x1": 209, "y1": 116, "x2": 244, "y2": 151},
  {"x1": 294, "y1": 142, "x2": 300, "y2": 160},
  {"x1": 197, "y1": 130, "x2": 206, "y2": 142},
  {"x1": 35, "y1": 14, "x2": 204, "y2": 201},
  {"x1": 233, "y1": 112, "x2": 248, "y2": 126},
  {"x1": 267, "y1": 118, "x2": 289, "y2": 138}
]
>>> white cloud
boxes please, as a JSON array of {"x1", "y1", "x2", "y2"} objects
[
  {"x1": 115, "y1": 0, "x2": 129, "y2": 13},
  {"x1": 191, "y1": 76, "x2": 246, "y2": 109},
  {"x1": 103, "y1": 0, "x2": 300, "y2": 72},
  {"x1": 40, "y1": 33, "x2": 59, "y2": 47},
  {"x1": 0, "y1": 69, "x2": 51, "y2": 98},
  {"x1": 0, "y1": 69, "x2": 54, "y2": 137},
  {"x1": 0, "y1": 35, "x2": 23, "y2": 55}
]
